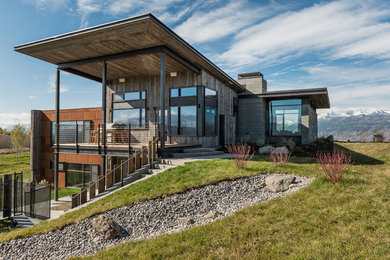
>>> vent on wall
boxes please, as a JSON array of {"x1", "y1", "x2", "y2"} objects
[{"x1": 238, "y1": 72, "x2": 263, "y2": 79}]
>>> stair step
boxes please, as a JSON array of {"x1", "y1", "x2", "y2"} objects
[
  {"x1": 171, "y1": 151, "x2": 224, "y2": 158},
  {"x1": 182, "y1": 147, "x2": 216, "y2": 153}
]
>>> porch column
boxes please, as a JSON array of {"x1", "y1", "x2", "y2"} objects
[
  {"x1": 101, "y1": 61, "x2": 107, "y2": 176},
  {"x1": 160, "y1": 52, "x2": 166, "y2": 148},
  {"x1": 54, "y1": 69, "x2": 60, "y2": 201}
]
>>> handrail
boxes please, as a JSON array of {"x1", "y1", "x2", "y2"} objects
[{"x1": 70, "y1": 136, "x2": 159, "y2": 209}]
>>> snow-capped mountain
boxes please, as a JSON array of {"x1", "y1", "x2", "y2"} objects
[{"x1": 318, "y1": 109, "x2": 390, "y2": 141}]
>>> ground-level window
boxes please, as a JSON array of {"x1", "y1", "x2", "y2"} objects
[
  {"x1": 112, "y1": 108, "x2": 146, "y2": 128},
  {"x1": 65, "y1": 163, "x2": 99, "y2": 188},
  {"x1": 269, "y1": 99, "x2": 301, "y2": 135},
  {"x1": 170, "y1": 106, "x2": 197, "y2": 136}
]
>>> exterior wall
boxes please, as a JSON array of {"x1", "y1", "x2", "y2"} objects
[
  {"x1": 301, "y1": 99, "x2": 318, "y2": 144},
  {"x1": 30, "y1": 110, "x2": 42, "y2": 182},
  {"x1": 33, "y1": 107, "x2": 102, "y2": 187},
  {"x1": 237, "y1": 97, "x2": 266, "y2": 143},
  {"x1": 107, "y1": 70, "x2": 237, "y2": 147}
]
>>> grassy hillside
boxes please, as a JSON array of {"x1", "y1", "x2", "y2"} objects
[
  {"x1": 79, "y1": 143, "x2": 390, "y2": 259},
  {"x1": 0, "y1": 151, "x2": 31, "y2": 180},
  {"x1": 1, "y1": 143, "x2": 390, "y2": 259}
]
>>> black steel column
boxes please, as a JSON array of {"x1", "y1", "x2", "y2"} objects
[
  {"x1": 160, "y1": 52, "x2": 166, "y2": 148},
  {"x1": 54, "y1": 69, "x2": 60, "y2": 201},
  {"x1": 101, "y1": 61, "x2": 107, "y2": 176}
]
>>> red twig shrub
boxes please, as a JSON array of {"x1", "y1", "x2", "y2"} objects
[
  {"x1": 316, "y1": 150, "x2": 352, "y2": 183},
  {"x1": 268, "y1": 147, "x2": 291, "y2": 167},
  {"x1": 227, "y1": 143, "x2": 254, "y2": 168}
]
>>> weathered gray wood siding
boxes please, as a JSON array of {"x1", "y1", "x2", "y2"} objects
[{"x1": 107, "y1": 70, "x2": 237, "y2": 147}]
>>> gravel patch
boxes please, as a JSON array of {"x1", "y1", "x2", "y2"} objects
[{"x1": 0, "y1": 173, "x2": 313, "y2": 259}]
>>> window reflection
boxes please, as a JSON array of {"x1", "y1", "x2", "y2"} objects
[
  {"x1": 269, "y1": 99, "x2": 301, "y2": 135},
  {"x1": 170, "y1": 106, "x2": 197, "y2": 136},
  {"x1": 205, "y1": 107, "x2": 217, "y2": 136},
  {"x1": 112, "y1": 108, "x2": 145, "y2": 128}
]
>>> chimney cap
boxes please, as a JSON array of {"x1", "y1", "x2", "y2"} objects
[{"x1": 238, "y1": 72, "x2": 263, "y2": 79}]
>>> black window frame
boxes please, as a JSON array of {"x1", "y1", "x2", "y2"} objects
[
  {"x1": 268, "y1": 99, "x2": 302, "y2": 136},
  {"x1": 111, "y1": 90, "x2": 147, "y2": 129}
]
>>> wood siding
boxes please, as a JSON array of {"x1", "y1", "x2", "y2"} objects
[{"x1": 107, "y1": 70, "x2": 237, "y2": 147}]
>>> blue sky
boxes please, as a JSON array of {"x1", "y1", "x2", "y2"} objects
[{"x1": 1, "y1": 0, "x2": 390, "y2": 128}]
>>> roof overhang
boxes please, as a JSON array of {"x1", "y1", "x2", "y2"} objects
[
  {"x1": 14, "y1": 13, "x2": 245, "y2": 93},
  {"x1": 240, "y1": 88, "x2": 330, "y2": 109}
]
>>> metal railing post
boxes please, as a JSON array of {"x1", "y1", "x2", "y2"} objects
[
  {"x1": 98, "y1": 124, "x2": 101, "y2": 154},
  {"x1": 128, "y1": 123, "x2": 131, "y2": 154},
  {"x1": 75, "y1": 123, "x2": 79, "y2": 153}
]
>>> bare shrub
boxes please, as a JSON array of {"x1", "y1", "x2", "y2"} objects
[
  {"x1": 316, "y1": 150, "x2": 352, "y2": 183},
  {"x1": 268, "y1": 147, "x2": 291, "y2": 167},
  {"x1": 227, "y1": 143, "x2": 254, "y2": 168}
]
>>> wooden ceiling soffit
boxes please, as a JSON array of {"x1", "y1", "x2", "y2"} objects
[{"x1": 57, "y1": 46, "x2": 200, "y2": 74}]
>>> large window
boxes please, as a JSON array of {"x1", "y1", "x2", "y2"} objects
[
  {"x1": 170, "y1": 106, "x2": 197, "y2": 136},
  {"x1": 112, "y1": 91, "x2": 146, "y2": 128},
  {"x1": 112, "y1": 108, "x2": 145, "y2": 128},
  {"x1": 66, "y1": 163, "x2": 98, "y2": 188},
  {"x1": 51, "y1": 121, "x2": 91, "y2": 144},
  {"x1": 269, "y1": 99, "x2": 301, "y2": 136}
]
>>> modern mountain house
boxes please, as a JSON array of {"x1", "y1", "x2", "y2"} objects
[{"x1": 15, "y1": 14, "x2": 330, "y2": 192}]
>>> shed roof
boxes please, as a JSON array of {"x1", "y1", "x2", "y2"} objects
[
  {"x1": 241, "y1": 88, "x2": 330, "y2": 109},
  {"x1": 14, "y1": 13, "x2": 245, "y2": 93}
]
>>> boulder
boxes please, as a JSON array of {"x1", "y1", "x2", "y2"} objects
[
  {"x1": 178, "y1": 217, "x2": 194, "y2": 225},
  {"x1": 265, "y1": 175, "x2": 296, "y2": 193},
  {"x1": 202, "y1": 210, "x2": 219, "y2": 219},
  {"x1": 258, "y1": 145, "x2": 273, "y2": 154},
  {"x1": 91, "y1": 215, "x2": 121, "y2": 239},
  {"x1": 273, "y1": 146, "x2": 290, "y2": 154},
  {"x1": 259, "y1": 146, "x2": 290, "y2": 154}
]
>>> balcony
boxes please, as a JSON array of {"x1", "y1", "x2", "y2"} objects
[{"x1": 53, "y1": 122, "x2": 158, "y2": 155}]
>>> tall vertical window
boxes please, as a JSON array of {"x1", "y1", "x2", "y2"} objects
[
  {"x1": 205, "y1": 107, "x2": 217, "y2": 136},
  {"x1": 269, "y1": 99, "x2": 301, "y2": 135},
  {"x1": 112, "y1": 91, "x2": 146, "y2": 128}
]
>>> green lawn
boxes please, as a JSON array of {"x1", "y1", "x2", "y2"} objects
[
  {"x1": 1, "y1": 143, "x2": 390, "y2": 259},
  {"x1": 0, "y1": 151, "x2": 31, "y2": 180},
  {"x1": 51, "y1": 187, "x2": 80, "y2": 200}
]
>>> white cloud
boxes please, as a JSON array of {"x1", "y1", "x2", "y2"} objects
[
  {"x1": 174, "y1": 0, "x2": 280, "y2": 44},
  {"x1": 76, "y1": 0, "x2": 185, "y2": 28},
  {"x1": 218, "y1": 0, "x2": 390, "y2": 69},
  {"x1": 47, "y1": 73, "x2": 69, "y2": 93},
  {"x1": 300, "y1": 62, "x2": 390, "y2": 86},
  {"x1": 28, "y1": 96, "x2": 37, "y2": 99},
  {"x1": 0, "y1": 113, "x2": 30, "y2": 129},
  {"x1": 25, "y1": 0, "x2": 70, "y2": 11}
]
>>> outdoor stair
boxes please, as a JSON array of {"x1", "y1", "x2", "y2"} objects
[{"x1": 170, "y1": 148, "x2": 224, "y2": 158}]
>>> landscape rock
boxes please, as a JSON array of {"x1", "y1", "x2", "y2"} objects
[
  {"x1": 178, "y1": 217, "x2": 195, "y2": 225},
  {"x1": 0, "y1": 173, "x2": 312, "y2": 260},
  {"x1": 91, "y1": 215, "x2": 121, "y2": 239},
  {"x1": 265, "y1": 175, "x2": 296, "y2": 193},
  {"x1": 203, "y1": 210, "x2": 218, "y2": 219},
  {"x1": 258, "y1": 146, "x2": 290, "y2": 154},
  {"x1": 258, "y1": 145, "x2": 273, "y2": 154}
]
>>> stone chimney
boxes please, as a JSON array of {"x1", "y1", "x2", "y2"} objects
[{"x1": 237, "y1": 72, "x2": 267, "y2": 94}]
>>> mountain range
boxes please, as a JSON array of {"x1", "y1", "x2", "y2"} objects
[{"x1": 318, "y1": 109, "x2": 390, "y2": 141}]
